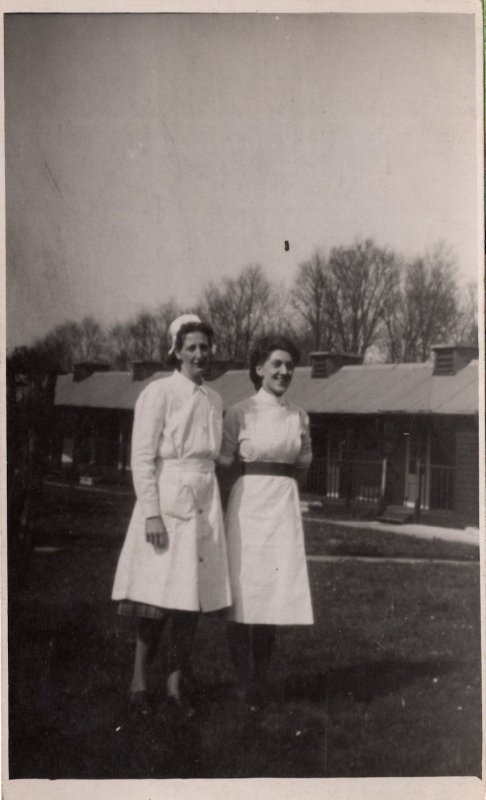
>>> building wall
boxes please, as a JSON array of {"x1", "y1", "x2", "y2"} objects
[
  {"x1": 53, "y1": 407, "x2": 132, "y2": 480},
  {"x1": 454, "y1": 429, "x2": 479, "y2": 524},
  {"x1": 51, "y1": 405, "x2": 480, "y2": 525},
  {"x1": 307, "y1": 413, "x2": 480, "y2": 524}
]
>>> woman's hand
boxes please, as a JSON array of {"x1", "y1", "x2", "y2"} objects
[
  {"x1": 145, "y1": 516, "x2": 169, "y2": 550},
  {"x1": 216, "y1": 453, "x2": 235, "y2": 467}
]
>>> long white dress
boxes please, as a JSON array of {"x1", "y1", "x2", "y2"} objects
[
  {"x1": 112, "y1": 370, "x2": 231, "y2": 613},
  {"x1": 220, "y1": 388, "x2": 314, "y2": 625}
]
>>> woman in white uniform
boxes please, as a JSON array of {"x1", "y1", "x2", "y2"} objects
[
  {"x1": 218, "y1": 335, "x2": 313, "y2": 708},
  {"x1": 112, "y1": 314, "x2": 231, "y2": 718}
]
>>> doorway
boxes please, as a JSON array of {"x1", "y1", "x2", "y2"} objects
[{"x1": 404, "y1": 427, "x2": 430, "y2": 508}]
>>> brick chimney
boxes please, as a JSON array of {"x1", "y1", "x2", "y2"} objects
[
  {"x1": 432, "y1": 344, "x2": 479, "y2": 376},
  {"x1": 73, "y1": 362, "x2": 110, "y2": 382},
  {"x1": 309, "y1": 351, "x2": 363, "y2": 378},
  {"x1": 132, "y1": 361, "x2": 164, "y2": 381}
]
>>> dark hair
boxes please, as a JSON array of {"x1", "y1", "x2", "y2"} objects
[
  {"x1": 249, "y1": 335, "x2": 300, "y2": 389},
  {"x1": 167, "y1": 321, "x2": 215, "y2": 370}
]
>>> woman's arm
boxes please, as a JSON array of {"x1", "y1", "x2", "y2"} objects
[
  {"x1": 131, "y1": 382, "x2": 168, "y2": 548},
  {"x1": 216, "y1": 406, "x2": 240, "y2": 467},
  {"x1": 216, "y1": 405, "x2": 242, "y2": 510},
  {"x1": 295, "y1": 410, "x2": 312, "y2": 490},
  {"x1": 295, "y1": 410, "x2": 313, "y2": 468}
]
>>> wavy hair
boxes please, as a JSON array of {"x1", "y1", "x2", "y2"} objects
[{"x1": 249, "y1": 335, "x2": 300, "y2": 389}]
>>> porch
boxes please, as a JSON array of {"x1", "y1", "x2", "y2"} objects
[{"x1": 304, "y1": 456, "x2": 456, "y2": 518}]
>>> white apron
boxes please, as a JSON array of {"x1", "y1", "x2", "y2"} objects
[
  {"x1": 112, "y1": 371, "x2": 231, "y2": 613},
  {"x1": 220, "y1": 389, "x2": 314, "y2": 625}
]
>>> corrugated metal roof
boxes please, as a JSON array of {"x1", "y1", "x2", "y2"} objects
[
  {"x1": 55, "y1": 371, "x2": 171, "y2": 410},
  {"x1": 55, "y1": 361, "x2": 479, "y2": 416}
]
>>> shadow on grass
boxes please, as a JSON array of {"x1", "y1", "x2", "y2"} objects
[
  {"x1": 190, "y1": 656, "x2": 453, "y2": 711},
  {"x1": 8, "y1": 513, "x2": 480, "y2": 778},
  {"x1": 280, "y1": 656, "x2": 455, "y2": 705},
  {"x1": 10, "y1": 656, "x2": 455, "y2": 779},
  {"x1": 9, "y1": 575, "x2": 463, "y2": 780}
]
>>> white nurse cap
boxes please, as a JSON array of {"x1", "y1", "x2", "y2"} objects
[{"x1": 168, "y1": 314, "x2": 202, "y2": 354}]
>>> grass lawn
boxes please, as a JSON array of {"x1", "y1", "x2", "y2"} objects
[
  {"x1": 304, "y1": 519, "x2": 479, "y2": 561},
  {"x1": 7, "y1": 485, "x2": 482, "y2": 778}
]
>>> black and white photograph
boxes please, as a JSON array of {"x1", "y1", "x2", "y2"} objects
[{"x1": 3, "y1": 2, "x2": 484, "y2": 797}]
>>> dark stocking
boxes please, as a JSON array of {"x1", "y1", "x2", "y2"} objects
[
  {"x1": 166, "y1": 610, "x2": 199, "y2": 698},
  {"x1": 252, "y1": 624, "x2": 276, "y2": 685},
  {"x1": 130, "y1": 616, "x2": 167, "y2": 693}
]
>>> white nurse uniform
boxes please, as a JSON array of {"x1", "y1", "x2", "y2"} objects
[
  {"x1": 112, "y1": 370, "x2": 231, "y2": 613},
  {"x1": 219, "y1": 388, "x2": 314, "y2": 625}
]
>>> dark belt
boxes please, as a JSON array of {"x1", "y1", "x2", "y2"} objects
[{"x1": 243, "y1": 461, "x2": 297, "y2": 479}]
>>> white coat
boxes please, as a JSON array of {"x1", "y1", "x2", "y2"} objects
[
  {"x1": 219, "y1": 388, "x2": 314, "y2": 625},
  {"x1": 112, "y1": 370, "x2": 231, "y2": 613}
]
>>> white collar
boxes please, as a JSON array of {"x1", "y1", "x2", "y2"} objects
[
  {"x1": 255, "y1": 387, "x2": 287, "y2": 406},
  {"x1": 172, "y1": 369, "x2": 207, "y2": 394}
]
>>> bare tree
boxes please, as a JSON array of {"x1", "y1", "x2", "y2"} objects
[
  {"x1": 35, "y1": 322, "x2": 81, "y2": 372},
  {"x1": 380, "y1": 287, "x2": 403, "y2": 363},
  {"x1": 454, "y1": 280, "x2": 479, "y2": 346},
  {"x1": 200, "y1": 265, "x2": 275, "y2": 361},
  {"x1": 28, "y1": 301, "x2": 182, "y2": 374},
  {"x1": 105, "y1": 321, "x2": 134, "y2": 370},
  {"x1": 33, "y1": 315, "x2": 105, "y2": 372},
  {"x1": 106, "y1": 301, "x2": 181, "y2": 368},
  {"x1": 326, "y1": 239, "x2": 401, "y2": 355},
  {"x1": 291, "y1": 251, "x2": 335, "y2": 353},
  {"x1": 128, "y1": 311, "x2": 164, "y2": 362},
  {"x1": 75, "y1": 316, "x2": 106, "y2": 362},
  {"x1": 265, "y1": 284, "x2": 300, "y2": 339},
  {"x1": 382, "y1": 242, "x2": 460, "y2": 362}
]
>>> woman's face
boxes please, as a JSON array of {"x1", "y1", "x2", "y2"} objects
[
  {"x1": 257, "y1": 349, "x2": 295, "y2": 397},
  {"x1": 175, "y1": 331, "x2": 211, "y2": 384}
]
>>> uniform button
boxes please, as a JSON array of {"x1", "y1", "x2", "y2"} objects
[
  {"x1": 198, "y1": 509, "x2": 203, "y2": 514},
  {"x1": 199, "y1": 557, "x2": 204, "y2": 563}
]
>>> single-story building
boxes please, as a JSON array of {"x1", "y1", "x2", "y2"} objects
[{"x1": 51, "y1": 345, "x2": 480, "y2": 526}]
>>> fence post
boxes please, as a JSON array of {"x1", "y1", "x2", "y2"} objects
[
  {"x1": 345, "y1": 459, "x2": 352, "y2": 507},
  {"x1": 379, "y1": 457, "x2": 388, "y2": 513},
  {"x1": 414, "y1": 459, "x2": 422, "y2": 521}
]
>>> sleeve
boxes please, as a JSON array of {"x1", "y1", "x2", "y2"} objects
[
  {"x1": 296, "y1": 409, "x2": 313, "y2": 468},
  {"x1": 130, "y1": 382, "x2": 166, "y2": 518},
  {"x1": 217, "y1": 404, "x2": 241, "y2": 466}
]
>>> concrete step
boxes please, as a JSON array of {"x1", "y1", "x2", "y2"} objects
[{"x1": 377, "y1": 505, "x2": 414, "y2": 524}]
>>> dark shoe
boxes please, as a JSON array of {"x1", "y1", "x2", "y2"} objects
[
  {"x1": 166, "y1": 692, "x2": 196, "y2": 722},
  {"x1": 128, "y1": 690, "x2": 153, "y2": 718}
]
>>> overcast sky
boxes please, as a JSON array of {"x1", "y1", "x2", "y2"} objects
[{"x1": 5, "y1": 12, "x2": 479, "y2": 349}]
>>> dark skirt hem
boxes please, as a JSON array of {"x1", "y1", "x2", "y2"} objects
[{"x1": 116, "y1": 600, "x2": 169, "y2": 619}]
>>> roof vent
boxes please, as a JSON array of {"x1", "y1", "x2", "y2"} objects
[
  {"x1": 432, "y1": 345, "x2": 479, "y2": 376},
  {"x1": 309, "y1": 351, "x2": 363, "y2": 379},
  {"x1": 73, "y1": 362, "x2": 110, "y2": 382},
  {"x1": 132, "y1": 361, "x2": 164, "y2": 381}
]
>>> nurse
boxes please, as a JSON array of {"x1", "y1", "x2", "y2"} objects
[
  {"x1": 218, "y1": 335, "x2": 314, "y2": 709},
  {"x1": 112, "y1": 314, "x2": 231, "y2": 719}
]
